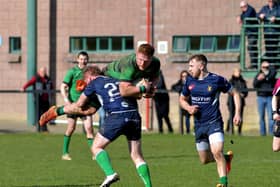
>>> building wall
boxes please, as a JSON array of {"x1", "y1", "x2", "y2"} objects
[{"x1": 0, "y1": 0, "x2": 268, "y2": 132}]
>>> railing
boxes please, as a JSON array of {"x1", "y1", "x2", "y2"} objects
[
  {"x1": 241, "y1": 17, "x2": 280, "y2": 77},
  {"x1": 0, "y1": 88, "x2": 275, "y2": 135}
]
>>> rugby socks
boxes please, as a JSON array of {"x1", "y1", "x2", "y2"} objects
[
  {"x1": 87, "y1": 138, "x2": 93, "y2": 147},
  {"x1": 95, "y1": 150, "x2": 115, "y2": 176},
  {"x1": 63, "y1": 135, "x2": 71, "y2": 154},
  {"x1": 219, "y1": 176, "x2": 228, "y2": 186},
  {"x1": 56, "y1": 106, "x2": 65, "y2": 116},
  {"x1": 136, "y1": 162, "x2": 152, "y2": 187}
]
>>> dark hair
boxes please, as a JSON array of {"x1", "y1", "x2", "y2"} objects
[
  {"x1": 180, "y1": 70, "x2": 189, "y2": 78},
  {"x1": 137, "y1": 43, "x2": 155, "y2": 57},
  {"x1": 188, "y1": 54, "x2": 208, "y2": 65},
  {"x1": 77, "y1": 51, "x2": 89, "y2": 59}
]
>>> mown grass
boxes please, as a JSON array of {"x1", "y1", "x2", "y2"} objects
[{"x1": 0, "y1": 133, "x2": 279, "y2": 187}]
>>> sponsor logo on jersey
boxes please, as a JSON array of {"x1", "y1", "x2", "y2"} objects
[{"x1": 188, "y1": 84, "x2": 195, "y2": 90}]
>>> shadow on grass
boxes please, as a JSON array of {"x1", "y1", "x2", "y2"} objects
[
  {"x1": 146, "y1": 153, "x2": 197, "y2": 160},
  {"x1": 117, "y1": 153, "x2": 196, "y2": 160},
  {"x1": 0, "y1": 129, "x2": 27, "y2": 134},
  {"x1": 16, "y1": 184, "x2": 99, "y2": 187}
]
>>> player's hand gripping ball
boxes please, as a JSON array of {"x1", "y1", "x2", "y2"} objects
[
  {"x1": 135, "y1": 78, "x2": 147, "y2": 99},
  {"x1": 136, "y1": 78, "x2": 155, "y2": 98}
]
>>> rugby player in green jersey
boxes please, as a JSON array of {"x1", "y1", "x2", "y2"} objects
[
  {"x1": 104, "y1": 43, "x2": 160, "y2": 98},
  {"x1": 60, "y1": 51, "x2": 99, "y2": 161},
  {"x1": 99, "y1": 43, "x2": 160, "y2": 186}
]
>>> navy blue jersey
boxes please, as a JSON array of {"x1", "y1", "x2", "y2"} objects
[
  {"x1": 182, "y1": 73, "x2": 232, "y2": 125},
  {"x1": 83, "y1": 76, "x2": 138, "y2": 113}
]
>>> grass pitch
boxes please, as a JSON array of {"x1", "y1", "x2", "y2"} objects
[{"x1": 0, "y1": 133, "x2": 279, "y2": 187}]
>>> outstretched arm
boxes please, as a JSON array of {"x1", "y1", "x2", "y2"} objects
[
  {"x1": 63, "y1": 93, "x2": 97, "y2": 115},
  {"x1": 119, "y1": 79, "x2": 156, "y2": 99}
]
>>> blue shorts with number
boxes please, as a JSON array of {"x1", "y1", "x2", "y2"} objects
[
  {"x1": 99, "y1": 111, "x2": 142, "y2": 141},
  {"x1": 195, "y1": 119, "x2": 224, "y2": 143}
]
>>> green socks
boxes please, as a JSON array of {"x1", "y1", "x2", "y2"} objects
[
  {"x1": 137, "y1": 162, "x2": 152, "y2": 187},
  {"x1": 95, "y1": 151, "x2": 152, "y2": 187},
  {"x1": 220, "y1": 154, "x2": 229, "y2": 186},
  {"x1": 87, "y1": 138, "x2": 93, "y2": 147},
  {"x1": 219, "y1": 176, "x2": 228, "y2": 186},
  {"x1": 62, "y1": 135, "x2": 71, "y2": 155},
  {"x1": 96, "y1": 150, "x2": 115, "y2": 176},
  {"x1": 56, "y1": 106, "x2": 65, "y2": 116}
]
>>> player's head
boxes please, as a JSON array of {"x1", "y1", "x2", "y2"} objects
[
  {"x1": 83, "y1": 65, "x2": 102, "y2": 84},
  {"x1": 136, "y1": 43, "x2": 155, "y2": 71},
  {"x1": 188, "y1": 54, "x2": 208, "y2": 79},
  {"x1": 77, "y1": 51, "x2": 89, "y2": 68}
]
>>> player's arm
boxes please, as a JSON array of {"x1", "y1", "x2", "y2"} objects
[
  {"x1": 60, "y1": 82, "x2": 71, "y2": 104},
  {"x1": 143, "y1": 76, "x2": 159, "y2": 98},
  {"x1": 179, "y1": 95, "x2": 198, "y2": 115},
  {"x1": 272, "y1": 95, "x2": 280, "y2": 121},
  {"x1": 119, "y1": 81, "x2": 151, "y2": 98},
  {"x1": 63, "y1": 93, "x2": 97, "y2": 115},
  {"x1": 229, "y1": 88, "x2": 242, "y2": 125}
]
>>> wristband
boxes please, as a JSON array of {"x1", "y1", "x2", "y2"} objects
[
  {"x1": 139, "y1": 85, "x2": 146, "y2": 93},
  {"x1": 272, "y1": 111, "x2": 278, "y2": 115}
]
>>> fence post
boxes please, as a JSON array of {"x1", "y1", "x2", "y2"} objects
[{"x1": 27, "y1": 0, "x2": 37, "y2": 126}]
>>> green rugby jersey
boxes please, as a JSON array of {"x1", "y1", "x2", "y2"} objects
[
  {"x1": 104, "y1": 53, "x2": 160, "y2": 82},
  {"x1": 63, "y1": 65, "x2": 84, "y2": 102},
  {"x1": 63, "y1": 65, "x2": 101, "y2": 109}
]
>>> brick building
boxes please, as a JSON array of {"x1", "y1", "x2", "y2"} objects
[{"x1": 0, "y1": 0, "x2": 267, "y2": 133}]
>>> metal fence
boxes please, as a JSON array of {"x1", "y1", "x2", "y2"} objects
[
  {"x1": 240, "y1": 17, "x2": 280, "y2": 72},
  {"x1": 0, "y1": 88, "x2": 273, "y2": 136}
]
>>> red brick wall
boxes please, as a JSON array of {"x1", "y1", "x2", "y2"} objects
[{"x1": 0, "y1": 0, "x2": 266, "y2": 133}]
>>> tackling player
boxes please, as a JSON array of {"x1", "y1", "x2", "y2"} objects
[
  {"x1": 272, "y1": 78, "x2": 280, "y2": 151},
  {"x1": 40, "y1": 43, "x2": 160, "y2": 186},
  {"x1": 40, "y1": 43, "x2": 160, "y2": 122},
  {"x1": 40, "y1": 66, "x2": 153, "y2": 187},
  {"x1": 179, "y1": 54, "x2": 241, "y2": 187}
]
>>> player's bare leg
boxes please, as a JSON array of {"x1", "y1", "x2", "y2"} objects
[
  {"x1": 273, "y1": 136, "x2": 280, "y2": 151},
  {"x1": 198, "y1": 149, "x2": 215, "y2": 164},
  {"x1": 82, "y1": 115, "x2": 95, "y2": 158},
  {"x1": 62, "y1": 117, "x2": 77, "y2": 160},
  {"x1": 92, "y1": 133, "x2": 119, "y2": 187},
  {"x1": 39, "y1": 104, "x2": 96, "y2": 125},
  {"x1": 210, "y1": 141, "x2": 228, "y2": 187},
  {"x1": 128, "y1": 140, "x2": 152, "y2": 187}
]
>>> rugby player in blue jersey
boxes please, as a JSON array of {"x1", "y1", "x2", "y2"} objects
[
  {"x1": 40, "y1": 65, "x2": 152, "y2": 187},
  {"x1": 179, "y1": 54, "x2": 241, "y2": 187}
]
